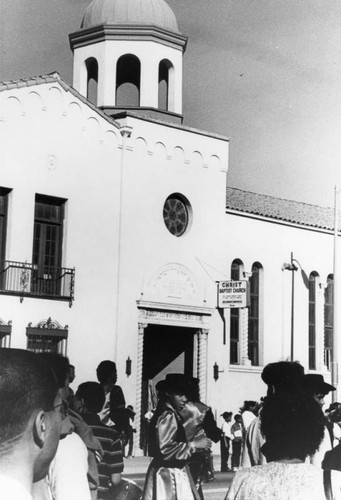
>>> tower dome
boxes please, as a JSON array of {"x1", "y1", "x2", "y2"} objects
[{"x1": 81, "y1": 0, "x2": 179, "y2": 33}]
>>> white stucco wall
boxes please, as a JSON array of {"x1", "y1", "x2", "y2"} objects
[{"x1": 0, "y1": 80, "x2": 337, "y2": 456}]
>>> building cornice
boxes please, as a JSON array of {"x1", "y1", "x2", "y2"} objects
[
  {"x1": 136, "y1": 300, "x2": 213, "y2": 316},
  {"x1": 104, "y1": 107, "x2": 183, "y2": 125},
  {"x1": 69, "y1": 24, "x2": 188, "y2": 52},
  {"x1": 114, "y1": 111, "x2": 230, "y2": 142}
]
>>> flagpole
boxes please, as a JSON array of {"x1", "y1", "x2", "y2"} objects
[
  {"x1": 332, "y1": 185, "x2": 339, "y2": 401},
  {"x1": 291, "y1": 251, "x2": 295, "y2": 362}
]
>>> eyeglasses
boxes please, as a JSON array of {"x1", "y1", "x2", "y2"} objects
[{"x1": 44, "y1": 399, "x2": 69, "y2": 420}]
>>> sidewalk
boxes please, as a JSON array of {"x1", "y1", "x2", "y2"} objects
[{"x1": 123, "y1": 455, "x2": 152, "y2": 475}]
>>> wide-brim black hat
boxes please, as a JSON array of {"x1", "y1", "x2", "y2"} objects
[
  {"x1": 261, "y1": 361, "x2": 304, "y2": 390},
  {"x1": 163, "y1": 373, "x2": 191, "y2": 396},
  {"x1": 304, "y1": 374, "x2": 336, "y2": 395},
  {"x1": 155, "y1": 380, "x2": 166, "y2": 392}
]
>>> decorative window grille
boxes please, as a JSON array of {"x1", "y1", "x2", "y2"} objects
[
  {"x1": 0, "y1": 317, "x2": 11, "y2": 348},
  {"x1": 26, "y1": 317, "x2": 68, "y2": 355}
]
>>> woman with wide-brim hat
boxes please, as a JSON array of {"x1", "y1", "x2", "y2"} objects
[{"x1": 142, "y1": 373, "x2": 212, "y2": 500}]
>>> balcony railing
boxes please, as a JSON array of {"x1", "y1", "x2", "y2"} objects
[{"x1": 0, "y1": 260, "x2": 75, "y2": 307}]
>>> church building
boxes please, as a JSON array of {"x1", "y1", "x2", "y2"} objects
[{"x1": 0, "y1": 0, "x2": 338, "y2": 453}]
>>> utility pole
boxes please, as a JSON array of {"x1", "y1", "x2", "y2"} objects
[
  {"x1": 282, "y1": 253, "x2": 298, "y2": 361},
  {"x1": 332, "y1": 186, "x2": 339, "y2": 401}
]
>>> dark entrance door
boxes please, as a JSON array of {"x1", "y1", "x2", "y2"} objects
[{"x1": 140, "y1": 324, "x2": 196, "y2": 453}]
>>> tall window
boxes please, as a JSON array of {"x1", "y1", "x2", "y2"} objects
[
  {"x1": 230, "y1": 259, "x2": 243, "y2": 364},
  {"x1": 248, "y1": 262, "x2": 262, "y2": 366},
  {"x1": 324, "y1": 274, "x2": 333, "y2": 370},
  {"x1": 308, "y1": 272, "x2": 318, "y2": 370},
  {"x1": 32, "y1": 195, "x2": 65, "y2": 295},
  {"x1": 0, "y1": 188, "x2": 11, "y2": 263}
]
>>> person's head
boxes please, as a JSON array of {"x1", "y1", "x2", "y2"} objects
[
  {"x1": 163, "y1": 374, "x2": 191, "y2": 412},
  {"x1": 240, "y1": 400, "x2": 258, "y2": 414},
  {"x1": 326, "y1": 402, "x2": 341, "y2": 422},
  {"x1": 303, "y1": 374, "x2": 336, "y2": 408},
  {"x1": 234, "y1": 414, "x2": 242, "y2": 423},
  {"x1": 36, "y1": 352, "x2": 72, "y2": 435},
  {"x1": 0, "y1": 349, "x2": 63, "y2": 483},
  {"x1": 261, "y1": 361, "x2": 305, "y2": 397},
  {"x1": 260, "y1": 392, "x2": 325, "y2": 462},
  {"x1": 325, "y1": 402, "x2": 341, "y2": 414},
  {"x1": 221, "y1": 411, "x2": 232, "y2": 422},
  {"x1": 68, "y1": 364, "x2": 75, "y2": 384},
  {"x1": 74, "y1": 382, "x2": 105, "y2": 414},
  {"x1": 96, "y1": 360, "x2": 117, "y2": 386},
  {"x1": 36, "y1": 353, "x2": 70, "y2": 399}
]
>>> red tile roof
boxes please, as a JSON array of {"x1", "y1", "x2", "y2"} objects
[{"x1": 226, "y1": 187, "x2": 339, "y2": 231}]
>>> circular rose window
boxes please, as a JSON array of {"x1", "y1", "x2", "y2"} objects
[{"x1": 163, "y1": 195, "x2": 190, "y2": 237}]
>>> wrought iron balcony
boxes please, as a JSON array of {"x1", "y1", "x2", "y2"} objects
[{"x1": 0, "y1": 261, "x2": 75, "y2": 307}]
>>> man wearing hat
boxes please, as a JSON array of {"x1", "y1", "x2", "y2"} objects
[
  {"x1": 143, "y1": 373, "x2": 211, "y2": 500},
  {"x1": 304, "y1": 374, "x2": 336, "y2": 409},
  {"x1": 304, "y1": 374, "x2": 336, "y2": 467}
]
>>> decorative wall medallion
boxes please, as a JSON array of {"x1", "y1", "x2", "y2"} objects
[
  {"x1": 148, "y1": 264, "x2": 197, "y2": 301},
  {"x1": 47, "y1": 154, "x2": 57, "y2": 171}
]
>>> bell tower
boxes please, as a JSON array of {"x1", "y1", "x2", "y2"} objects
[{"x1": 69, "y1": 0, "x2": 187, "y2": 123}]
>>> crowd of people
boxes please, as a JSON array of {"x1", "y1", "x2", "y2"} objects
[{"x1": 2, "y1": 349, "x2": 341, "y2": 499}]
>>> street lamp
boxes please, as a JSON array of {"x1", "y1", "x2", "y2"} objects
[{"x1": 125, "y1": 357, "x2": 132, "y2": 377}]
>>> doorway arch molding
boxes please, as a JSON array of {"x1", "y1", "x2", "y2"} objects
[{"x1": 135, "y1": 300, "x2": 212, "y2": 454}]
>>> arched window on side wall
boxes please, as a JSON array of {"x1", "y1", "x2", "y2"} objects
[
  {"x1": 230, "y1": 259, "x2": 244, "y2": 364},
  {"x1": 116, "y1": 54, "x2": 141, "y2": 107},
  {"x1": 248, "y1": 262, "x2": 262, "y2": 366},
  {"x1": 308, "y1": 272, "x2": 319, "y2": 370},
  {"x1": 158, "y1": 59, "x2": 173, "y2": 111},
  {"x1": 324, "y1": 274, "x2": 334, "y2": 370},
  {"x1": 85, "y1": 57, "x2": 98, "y2": 106}
]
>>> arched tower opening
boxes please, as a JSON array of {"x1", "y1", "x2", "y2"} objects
[
  {"x1": 85, "y1": 57, "x2": 98, "y2": 106},
  {"x1": 116, "y1": 54, "x2": 141, "y2": 107},
  {"x1": 158, "y1": 59, "x2": 174, "y2": 111}
]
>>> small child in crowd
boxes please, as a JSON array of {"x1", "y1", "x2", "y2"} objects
[{"x1": 231, "y1": 414, "x2": 243, "y2": 471}]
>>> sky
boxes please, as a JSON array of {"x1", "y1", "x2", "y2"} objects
[{"x1": 1, "y1": 0, "x2": 341, "y2": 208}]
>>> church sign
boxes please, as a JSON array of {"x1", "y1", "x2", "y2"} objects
[{"x1": 217, "y1": 280, "x2": 249, "y2": 308}]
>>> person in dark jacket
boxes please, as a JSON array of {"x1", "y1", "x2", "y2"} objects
[{"x1": 143, "y1": 374, "x2": 212, "y2": 500}]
